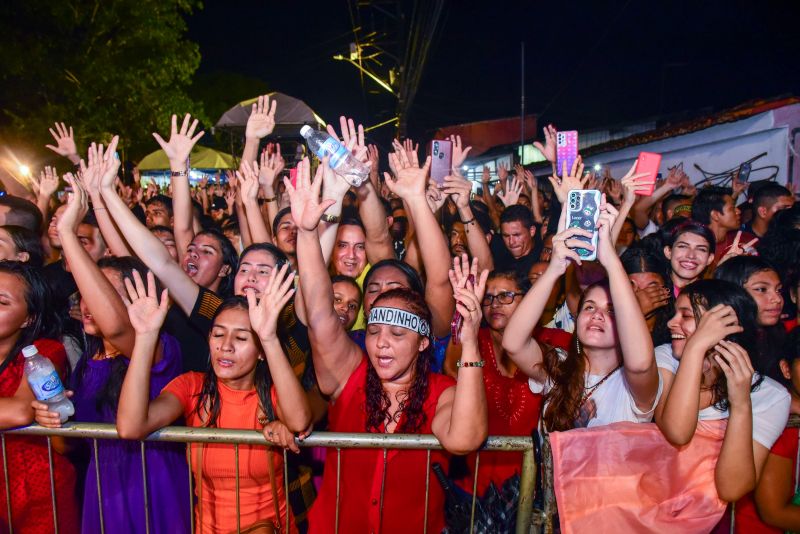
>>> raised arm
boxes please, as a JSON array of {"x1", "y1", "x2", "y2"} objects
[
  {"x1": 443, "y1": 173, "x2": 493, "y2": 271},
  {"x1": 289, "y1": 158, "x2": 362, "y2": 399},
  {"x1": 32, "y1": 166, "x2": 60, "y2": 222},
  {"x1": 384, "y1": 152, "x2": 455, "y2": 337},
  {"x1": 238, "y1": 160, "x2": 271, "y2": 244},
  {"x1": 610, "y1": 161, "x2": 653, "y2": 243},
  {"x1": 117, "y1": 271, "x2": 184, "y2": 440},
  {"x1": 45, "y1": 122, "x2": 81, "y2": 166},
  {"x1": 247, "y1": 264, "x2": 312, "y2": 433},
  {"x1": 57, "y1": 176, "x2": 136, "y2": 356},
  {"x1": 152, "y1": 114, "x2": 204, "y2": 263},
  {"x1": 258, "y1": 147, "x2": 284, "y2": 240},
  {"x1": 432, "y1": 255, "x2": 488, "y2": 455},
  {"x1": 242, "y1": 95, "x2": 277, "y2": 165},
  {"x1": 595, "y1": 198, "x2": 658, "y2": 410},
  {"x1": 658, "y1": 304, "x2": 743, "y2": 445},
  {"x1": 631, "y1": 166, "x2": 683, "y2": 230},
  {"x1": 98, "y1": 149, "x2": 200, "y2": 315}
]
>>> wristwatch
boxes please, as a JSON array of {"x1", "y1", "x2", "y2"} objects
[
  {"x1": 170, "y1": 169, "x2": 188, "y2": 178},
  {"x1": 320, "y1": 213, "x2": 341, "y2": 224}
]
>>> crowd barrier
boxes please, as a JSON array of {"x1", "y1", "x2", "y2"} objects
[{"x1": 0, "y1": 424, "x2": 537, "y2": 534}]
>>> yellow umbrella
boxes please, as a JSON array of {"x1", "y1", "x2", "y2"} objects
[{"x1": 137, "y1": 146, "x2": 236, "y2": 170}]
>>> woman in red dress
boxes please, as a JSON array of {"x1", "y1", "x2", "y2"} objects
[{"x1": 0, "y1": 261, "x2": 78, "y2": 533}]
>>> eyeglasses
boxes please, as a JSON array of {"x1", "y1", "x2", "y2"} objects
[{"x1": 481, "y1": 291, "x2": 523, "y2": 306}]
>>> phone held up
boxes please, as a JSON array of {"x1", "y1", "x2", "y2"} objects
[
  {"x1": 634, "y1": 152, "x2": 662, "y2": 196},
  {"x1": 556, "y1": 131, "x2": 578, "y2": 177},
  {"x1": 566, "y1": 189, "x2": 601, "y2": 262},
  {"x1": 430, "y1": 139, "x2": 453, "y2": 185}
]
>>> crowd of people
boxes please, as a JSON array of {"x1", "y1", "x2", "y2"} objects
[{"x1": 0, "y1": 94, "x2": 799, "y2": 533}]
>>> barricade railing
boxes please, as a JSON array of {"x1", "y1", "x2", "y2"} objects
[{"x1": 0, "y1": 423, "x2": 537, "y2": 534}]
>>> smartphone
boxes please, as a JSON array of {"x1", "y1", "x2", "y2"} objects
[
  {"x1": 430, "y1": 139, "x2": 453, "y2": 185},
  {"x1": 738, "y1": 162, "x2": 752, "y2": 183},
  {"x1": 556, "y1": 131, "x2": 578, "y2": 177},
  {"x1": 289, "y1": 167, "x2": 298, "y2": 188},
  {"x1": 566, "y1": 189, "x2": 601, "y2": 261},
  {"x1": 634, "y1": 152, "x2": 662, "y2": 196}
]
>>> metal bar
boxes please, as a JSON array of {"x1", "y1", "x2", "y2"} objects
[
  {"x1": 423, "y1": 449, "x2": 430, "y2": 534},
  {"x1": 469, "y1": 452, "x2": 480, "y2": 534},
  {"x1": 2, "y1": 424, "x2": 534, "y2": 451},
  {"x1": 93, "y1": 439, "x2": 105, "y2": 534},
  {"x1": 516, "y1": 444, "x2": 537, "y2": 534},
  {"x1": 378, "y1": 449, "x2": 388, "y2": 534},
  {"x1": 2, "y1": 434, "x2": 12, "y2": 534},
  {"x1": 234, "y1": 444, "x2": 240, "y2": 534},
  {"x1": 186, "y1": 444, "x2": 194, "y2": 534},
  {"x1": 283, "y1": 449, "x2": 289, "y2": 534},
  {"x1": 140, "y1": 441, "x2": 150, "y2": 534},
  {"x1": 334, "y1": 448, "x2": 341, "y2": 534},
  {"x1": 46, "y1": 437, "x2": 58, "y2": 534}
]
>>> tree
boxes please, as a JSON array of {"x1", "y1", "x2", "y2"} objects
[{"x1": 0, "y1": 0, "x2": 206, "y2": 161}]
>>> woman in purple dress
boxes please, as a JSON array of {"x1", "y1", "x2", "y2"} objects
[{"x1": 33, "y1": 177, "x2": 190, "y2": 533}]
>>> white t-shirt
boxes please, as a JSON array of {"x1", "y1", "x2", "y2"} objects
[
  {"x1": 638, "y1": 219, "x2": 658, "y2": 239},
  {"x1": 654, "y1": 343, "x2": 791, "y2": 449},
  {"x1": 530, "y1": 349, "x2": 662, "y2": 428},
  {"x1": 545, "y1": 302, "x2": 575, "y2": 333}
]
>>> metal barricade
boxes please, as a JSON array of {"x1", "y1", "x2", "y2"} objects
[{"x1": 0, "y1": 423, "x2": 537, "y2": 534}]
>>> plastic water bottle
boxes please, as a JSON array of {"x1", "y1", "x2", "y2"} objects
[
  {"x1": 23, "y1": 345, "x2": 74, "y2": 423},
  {"x1": 300, "y1": 125, "x2": 370, "y2": 187}
]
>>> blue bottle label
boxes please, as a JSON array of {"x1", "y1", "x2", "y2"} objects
[
  {"x1": 31, "y1": 370, "x2": 64, "y2": 401},
  {"x1": 318, "y1": 138, "x2": 350, "y2": 169}
]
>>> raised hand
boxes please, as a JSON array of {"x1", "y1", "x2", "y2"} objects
[
  {"x1": 480, "y1": 166, "x2": 491, "y2": 186},
  {"x1": 237, "y1": 160, "x2": 261, "y2": 203},
  {"x1": 712, "y1": 340, "x2": 754, "y2": 408},
  {"x1": 533, "y1": 124, "x2": 557, "y2": 163},
  {"x1": 686, "y1": 304, "x2": 743, "y2": 354},
  {"x1": 36, "y1": 166, "x2": 60, "y2": 199},
  {"x1": 595, "y1": 195, "x2": 620, "y2": 266},
  {"x1": 245, "y1": 94, "x2": 277, "y2": 139},
  {"x1": 442, "y1": 173, "x2": 472, "y2": 209},
  {"x1": 450, "y1": 135, "x2": 472, "y2": 169},
  {"x1": 425, "y1": 181, "x2": 447, "y2": 213},
  {"x1": 718, "y1": 230, "x2": 759, "y2": 266},
  {"x1": 152, "y1": 114, "x2": 204, "y2": 167},
  {"x1": 522, "y1": 169, "x2": 538, "y2": 196},
  {"x1": 731, "y1": 170, "x2": 748, "y2": 199},
  {"x1": 46, "y1": 122, "x2": 79, "y2": 160},
  {"x1": 327, "y1": 116, "x2": 368, "y2": 164},
  {"x1": 123, "y1": 270, "x2": 169, "y2": 336},
  {"x1": 497, "y1": 176, "x2": 523, "y2": 206},
  {"x1": 383, "y1": 150, "x2": 432, "y2": 200},
  {"x1": 619, "y1": 160, "x2": 655, "y2": 205},
  {"x1": 497, "y1": 162, "x2": 509, "y2": 183},
  {"x1": 246, "y1": 263, "x2": 295, "y2": 342},
  {"x1": 448, "y1": 254, "x2": 489, "y2": 345},
  {"x1": 664, "y1": 165, "x2": 684, "y2": 189},
  {"x1": 57, "y1": 174, "x2": 89, "y2": 236},
  {"x1": 548, "y1": 155, "x2": 587, "y2": 204},
  {"x1": 367, "y1": 143, "x2": 380, "y2": 188},
  {"x1": 88, "y1": 136, "x2": 121, "y2": 193},
  {"x1": 549, "y1": 205, "x2": 592, "y2": 272},
  {"x1": 284, "y1": 157, "x2": 335, "y2": 231}
]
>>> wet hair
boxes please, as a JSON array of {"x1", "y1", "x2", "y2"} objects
[
  {"x1": 195, "y1": 228, "x2": 238, "y2": 297},
  {"x1": 542, "y1": 280, "x2": 613, "y2": 432},
  {"x1": 0, "y1": 261, "x2": 61, "y2": 361},
  {"x1": 752, "y1": 183, "x2": 792, "y2": 212},
  {"x1": 714, "y1": 256, "x2": 785, "y2": 382},
  {"x1": 681, "y1": 279, "x2": 762, "y2": 411},
  {"x1": 692, "y1": 186, "x2": 731, "y2": 225},
  {"x1": 272, "y1": 207, "x2": 294, "y2": 237},
  {"x1": 145, "y1": 194, "x2": 174, "y2": 217},
  {"x1": 365, "y1": 288, "x2": 432, "y2": 433},
  {"x1": 331, "y1": 274, "x2": 363, "y2": 302},
  {"x1": 0, "y1": 225, "x2": 44, "y2": 267},
  {"x1": 362, "y1": 259, "x2": 425, "y2": 297},
  {"x1": 621, "y1": 248, "x2": 673, "y2": 346},
  {"x1": 666, "y1": 220, "x2": 716, "y2": 255},
  {"x1": 194, "y1": 297, "x2": 275, "y2": 427},
  {"x1": 0, "y1": 196, "x2": 43, "y2": 233}
]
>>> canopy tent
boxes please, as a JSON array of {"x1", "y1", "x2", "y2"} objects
[
  {"x1": 138, "y1": 145, "x2": 236, "y2": 171},
  {"x1": 214, "y1": 92, "x2": 326, "y2": 137}
]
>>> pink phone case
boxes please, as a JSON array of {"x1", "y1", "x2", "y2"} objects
[
  {"x1": 430, "y1": 139, "x2": 453, "y2": 184},
  {"x1": 556, "y1": 131, "x2": 578, "y2": 177},
  {"x1": 634, "y1": 152, "x2": 662, "y2": 196}
]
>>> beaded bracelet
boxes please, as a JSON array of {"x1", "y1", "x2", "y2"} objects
[
  {"x1": 456, "y1": 359, "x2": 484, "y2": 368},
  {"x1": 460, "y1": 217, "x2": 476, "y2": 225}
]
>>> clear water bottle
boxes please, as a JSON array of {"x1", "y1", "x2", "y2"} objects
[
  {"x1": 23, "y1": 345, "x2": 74, "y2": 423},
  {"x1": 300, "y1": 125, "x2": 370, "y2": 187}
]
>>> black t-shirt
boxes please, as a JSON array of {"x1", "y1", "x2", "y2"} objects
[
  {"x1": 491, "y1": 236, "x2": 542, "y2": 280},
  {"x1": 163, "y1": 304, "x2": 210, "y2": 373},
  {"x1": 41, "y1": 260, "x2": 83, "y2": 341}
]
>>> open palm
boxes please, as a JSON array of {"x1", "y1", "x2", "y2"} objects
[
  {"x1": 124, "y1": 271, "x2": 169, "y2": 336},
  {"x1": 285, "y1": 158, "x2": 335, "y2": 231}
]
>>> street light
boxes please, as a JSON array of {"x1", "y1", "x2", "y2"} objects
[
  {"x1": 593, "y1": 164, "x2": 601, "y2": 172},
  {"x1": 18, "y1": 165, "x2": 30, "y2": 177}
]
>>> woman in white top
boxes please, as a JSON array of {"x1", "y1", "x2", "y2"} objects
[
  {"x1": 503, "y1": 196, "x2": 660, "y2": 432},
  {"x1": 657, "y1": 279, "x2": 790, "y2": 502}
]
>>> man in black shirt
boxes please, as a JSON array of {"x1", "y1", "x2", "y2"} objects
[{"x1": 493, "y1": 205, "x2": 541, "y2": 280}]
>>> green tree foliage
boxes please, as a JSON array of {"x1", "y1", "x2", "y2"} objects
[{"x1": 0, "y1": 0, "x2": 206, "y2": 160}]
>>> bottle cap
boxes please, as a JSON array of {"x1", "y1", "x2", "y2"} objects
[
  {"x1": 22, "y1": 345, "x2": 38, "y2": 358},
  {"x1": 299, "y1": 125, "x2": 313, "y2": 137}
]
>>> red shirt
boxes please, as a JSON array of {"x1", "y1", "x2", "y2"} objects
[{"x1": 308, "y1": 357, "x2": 455, "y2": 534}]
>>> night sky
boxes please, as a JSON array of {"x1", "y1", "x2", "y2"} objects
[{"x1": 188, "y1": 1, "x2": 800, "y2": 148}]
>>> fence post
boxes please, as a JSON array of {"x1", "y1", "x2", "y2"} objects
[{"x1": 516, "y1": 444, "x2": 536, "y2": 534}]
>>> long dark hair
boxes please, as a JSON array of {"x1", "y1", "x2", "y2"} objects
[
  {"x1": 196, "y1": 228, "x2": 238, "y2": 298},
  {"x1": 621, "y1": 247, "x2": 674, "y2": 346},
  {"x1": 365, "y1": 288, "x2": 432, "y2": 433},
  {"x1": 1, "y1": 225, "x2": 44, "y2": 268},
  {"x1": 193, "y1": 297, "x2": 275, "y2": 427},
  {"x1": 363, "y1": 259, "x2": 425, "y2": 296},
  {"x1": 542, "y1": 280, "x2": 613, "y2": 432},
  {"x1": 73, "y1": 256, "x2": 153, "y2": 413},
  {"x1": 0, "y1": 261, "x2": 61, "y2": 363},
  {"x1": 682, "y1": 279, "x2": 762, "y2": 411},
  {"x1": 714, "y1": 256, "x2": 785, "y2": 382}
]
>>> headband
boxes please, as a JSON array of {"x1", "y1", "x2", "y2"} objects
[
  {"x1": 672, "y1": 204, "x2": 692, "y2": 216},
  {"x1": 367, "y1": 306, "x2": 430, "y2": 337}
]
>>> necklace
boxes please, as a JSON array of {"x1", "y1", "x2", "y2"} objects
[{"x1": 582, "y1": 365, "x2": 622, "y2": 404}]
